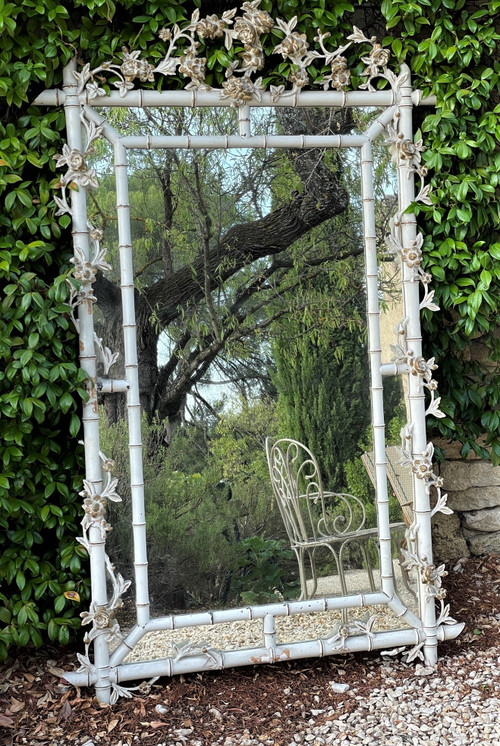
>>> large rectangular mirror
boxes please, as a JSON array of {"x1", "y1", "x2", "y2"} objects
[{"x1": 41, "y1": 27, "x2": 463, "y2": 701}]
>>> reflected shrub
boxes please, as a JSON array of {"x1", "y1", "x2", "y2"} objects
[
  {"x1": 99, "y1": 410, "x2": 285, "y2": 611},
  {"x1": 230, "y1": 536, "x2": 300, "y2": 605}
]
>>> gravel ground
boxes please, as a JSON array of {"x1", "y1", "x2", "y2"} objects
[{"x1": 207, "y1": 649, "x2": 500, "y2": 746}]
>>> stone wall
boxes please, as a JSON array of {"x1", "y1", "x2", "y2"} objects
[
  {"x1": 432, "y1": 455, "x2": 500, "y2": 562},
  {"x1": 432, "y1": 332, "x2": 500, "y2": 562}
]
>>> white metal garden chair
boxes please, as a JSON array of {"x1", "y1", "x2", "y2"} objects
[{"x1": 266, "y1": 437, "x2": 407, "y2": 601}]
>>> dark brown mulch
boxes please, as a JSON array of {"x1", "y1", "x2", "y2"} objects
[{"x1": 1, "y1": 554, "x2": 499, "y2": 746}]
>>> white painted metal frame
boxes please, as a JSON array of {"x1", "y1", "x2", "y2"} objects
[{"x1": 35, "y1": 17, "x2": 464, "y2": 703}]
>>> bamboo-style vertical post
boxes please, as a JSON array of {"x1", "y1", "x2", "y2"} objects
[
  {"x1": 360, "y1": 141, "x2": 395, "y2": 600},
  {"x1": 114, "y1": 142, "x2": 150, "y2": 628},
  {"x1": 238, "y1": 105, "x2": 251, "y2": 137},
  {"x1": 397, "y1": 64, "x2": 438, "y2": 666},
  {"x1": 263, "y1": 613, "x2": 276, "y2": 658},
  {"x1": 62, "y1": 60, "x2": 111, "y2": 703}
]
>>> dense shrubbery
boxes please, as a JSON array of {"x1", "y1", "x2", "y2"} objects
[
  {"x1": 0, "y1": 105, "x2": 90, "y2": 657},
  {"x1": 1, "y1": 0, "x2": 498, "y2": 656}
]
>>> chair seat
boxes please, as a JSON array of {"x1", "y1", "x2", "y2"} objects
[{"x1": 291, "y1": 521, "x2": 405, "y2": 549}]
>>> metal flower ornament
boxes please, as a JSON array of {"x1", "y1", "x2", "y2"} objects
[{"x1": 71, "y1": 2, "x2": 407, "y2": 104}]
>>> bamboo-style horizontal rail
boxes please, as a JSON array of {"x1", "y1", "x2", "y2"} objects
[
  {"x1": 121, "y1": 134, "x2": 370, "y2": 149},
  {"x1": 34, "y1": 88, "x2": 436, "y2": 109},
  {"x1": 97, "y1": 378, "x2": 130, "y2": 393},
  {"x1": 64, "y1": 621, "x2": 463, "y2": 689}
]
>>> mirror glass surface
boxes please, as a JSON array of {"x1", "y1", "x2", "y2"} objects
[{"x1": 88, "y1": 106, "x2": 418, "y2": 658}]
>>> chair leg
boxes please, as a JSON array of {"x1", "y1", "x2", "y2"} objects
[
  {"x1": 336, "y1": 543, "x2": 349, "y2": 598},
  {"x1": 308, "y1": 548, "x2": 318, "y2": 598},
  {"x1": 327, "y1": 544, "x2": 348, "y2": 624},
  {"x1": 294, "y1": 547, "x2": 308, "y2": 601},
  {"x1": 395, "y1": 538, "x2": 417, "y2": 603},
  {"x1": 361, "y1": 539, "x2": 376, "y2": 592}
]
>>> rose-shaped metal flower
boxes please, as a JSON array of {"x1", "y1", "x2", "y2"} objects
[
  {"x1": 178, "y1": 50, "x2": 207, "y2": 85},
  {"x1": 359, "y1": 42, "x2": 391, "y2": 85},
  {"x1": 234, "y1": 18, "x2": 258, "y2": 44},
  {"x1": 407, "y1": 353, "x2": 438, "y2": 381},
  {"x1": 80, "y1": 603, "x2": 117, "y2": 635},
  {"x1": 68, "y1": 149, "x2": 87, "y2": 171},
  {"x1": 196, "y1": 14, "x2": 225, "y2": 39},
  {"x1": 244, "y1": 7, "x2": 273, "y2": 34},
  {"x1": 369, "y1": 43, "x2": 390, "y2": 68},
  {"x1": 289, "y1": 67, "x2": 309, "y2": 89},
  {"x1": 93, "y1": 608, "x2": 112, "y2": 629},
  {"x1": 240, "y1": 44, "x2": 264, "y2": 71},
  {"x1": 221, "y1": 75, "x2": 262, "y2": 104},
  {"x1": 274, "y1": 31, "x2": 308, "y2": 60},
  {"x1": 328, "y1": 56, "x2": 350, "y2": 91},
  {"x1": 240, "y1": 2, "x2": 273, "y2": 34},
  {"x1": 121, "y1": 50, "x2": 155, "y2": 83},
  {"x1": 409, "y1": 355, "x2": 428, "y2": 376},
  {"x1": 54, "y1": 144, "x2": 100, "y2": 189},
  {"x1": 399, "y1": 138, "x2": 418, "y2": 160},
  {"x1": 120, "y1": 58, "x2": 139, "y2": 81},
  {"x1": 137, "y1": 59, "x2": 156, "y2": 83}
]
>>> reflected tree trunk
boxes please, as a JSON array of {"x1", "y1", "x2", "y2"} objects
[{"x1": 93, "y1": 108, "x2": 354, "y2": 433}]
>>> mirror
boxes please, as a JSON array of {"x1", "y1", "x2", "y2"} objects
[{"x1": 48, "y1": 38, "x2": 463, "y2": 701}]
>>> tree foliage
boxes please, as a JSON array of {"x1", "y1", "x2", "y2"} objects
[
  {"x1": 1, "y1": 0, "x2": 499, "y2": 657},
  {"x1": 273, "y1": 262, "x2": 371, "y2": 491},
  {"x1": 90, "y1": 103, "x2": 352, "y2": 434}
]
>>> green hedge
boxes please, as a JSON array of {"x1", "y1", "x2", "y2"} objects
[
  {"x1": 381, "y1": 0, "x2": 500, "y2": 460},
  {"x1": 1, "y1": 0, "x2": 498, "y2": 657},
  {"x1": 0, "y1": 81, "x2": 89, "y2": 654}
]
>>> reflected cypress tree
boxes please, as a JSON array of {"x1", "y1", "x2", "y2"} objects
[{"x1": 273, "y1": 260, "x2": 370, "y2": 492}]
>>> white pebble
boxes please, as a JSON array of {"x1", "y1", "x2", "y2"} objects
[{"x1": 330, "y1": 682, "x2": 350, "y2": 693}]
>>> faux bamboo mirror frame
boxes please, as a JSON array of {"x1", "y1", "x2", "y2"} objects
[{"x1": 36, "y1": 7, "x2": 463, "y2": 704}]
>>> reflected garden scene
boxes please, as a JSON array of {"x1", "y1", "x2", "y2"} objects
[{"x1": 89, "y1": 106, "x2": 413, "y2": 623}]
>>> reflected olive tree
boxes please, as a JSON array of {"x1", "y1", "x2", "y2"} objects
[{"x1": 91, "y1": 107, "x2": 362, "y2": 436}]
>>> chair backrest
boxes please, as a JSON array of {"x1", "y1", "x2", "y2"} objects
[
  {"x1": 361, "y1": 447, "x2": 414, "y2": 526},
  {"x1": 266, "y1": 438, "x2": 368, "y2": 545},
  {"x1": 265, "y1": 438, "x2": 327, "y2": 545}
]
